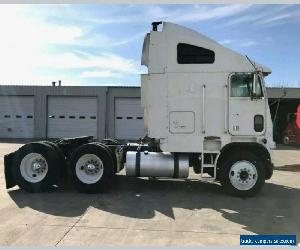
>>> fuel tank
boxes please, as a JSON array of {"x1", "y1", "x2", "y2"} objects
[{"x1": 126, "y1": 151, "x2": 189, "y2": 178}]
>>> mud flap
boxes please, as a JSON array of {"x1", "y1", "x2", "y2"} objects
[
  {"x1": 265, "y1": 161, "x2": 274, "y2": 180},
  {"x1": 4, "y1": 152, "x2": 17, "y2": 189}
]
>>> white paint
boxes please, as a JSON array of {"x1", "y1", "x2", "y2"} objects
[
  {"x1": 115, "y1": 98, "x2": 144, "y2": 140},
  {"x1": 229, "y1": 160, "x2": 258, "y2": 191},
  {"x1": 20, "y1": 153, "x2": 48, "y2": 183},
  {"x1": 47, "y1": 96, "x2": 97, "y2": 138},
  {"x1": 75, "y1": 154, "x2": 104, "y2": 184},
  {"x1": 141, "y1": 22, "x2": 274, "y2": 155},
  {"x1": 0, "y1": 96, "x2": 34, "y2": 138},
  {"x1": 169, "y1": 111, "x2": 195, "y2": 134}
]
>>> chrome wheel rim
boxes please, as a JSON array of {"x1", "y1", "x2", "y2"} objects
[
  {"x1": 75, "y1": 154, "x2": 104, "y2": 184},
  {"x1": 20, "y1": 153, "x2": 48, "y2": 183},
  {"x1": 229, "y1": 160, "x2": 258, "y2": 191}
]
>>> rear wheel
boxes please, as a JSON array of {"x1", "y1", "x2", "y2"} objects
[
  {"x1": 219, "y1": 151, "x2": 265, "y2": 197},
  {"x1": 89, "y1": 142, "x2": 117, "y2": 173},
  {"x1": 12, "y1": 142, "x2": 60, "y2": 192},
  {"x1": 69, "y1": 143, "x2": 114, "y2": 193},
  {"x1": 42, "y1": 141, "x2": 67, "y2": 178}
]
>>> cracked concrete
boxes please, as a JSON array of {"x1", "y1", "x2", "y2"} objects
[{"x1": 0, "y1": 142, "x2": 299, "y2": 246}]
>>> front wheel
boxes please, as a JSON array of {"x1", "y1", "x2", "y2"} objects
[{"x1": 219, "y1": 151, "x2": 265, "y2": 197}]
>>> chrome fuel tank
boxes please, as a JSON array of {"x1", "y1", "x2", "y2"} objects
[{"x1": 126, "y1": 151, "x2": 189, "y2": 178}]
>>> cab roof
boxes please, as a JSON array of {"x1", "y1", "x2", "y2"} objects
[{"x1": 147, "y1": 22, "x2": 271, "y2": 76}]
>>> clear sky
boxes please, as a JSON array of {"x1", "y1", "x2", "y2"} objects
[{"x1": 0, "y1": 4, "x2": 299, "y2": 87}]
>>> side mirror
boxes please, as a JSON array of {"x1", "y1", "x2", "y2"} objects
[
  {"x1": 251, "y1": 74, "x2": 257, "y2": 100},
  {"x1": 250, "y1": 73, "x2": 264, "y2": 100}
]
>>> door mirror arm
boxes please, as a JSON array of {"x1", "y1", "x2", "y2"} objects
[{"x1": 252, "y1": 74, "x2": 256, "y2": 99}]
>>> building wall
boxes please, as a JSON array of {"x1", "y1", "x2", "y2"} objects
[
  {"x1": 106, "y1": 87, "x2": 141, "y2": 138},
  {"x1": 266, "y1": 87, "x2": 300, "y2": 99},
  {"x1": 1, "y1": 86, "x2": 107, "y2": 139},
  {"x1": 0, "y1": 85, "x2": 299, "y2": 140}
]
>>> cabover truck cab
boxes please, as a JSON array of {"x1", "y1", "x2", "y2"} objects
[{"x1": 4, "y1": 22, "x2": 275, "y2": 197}]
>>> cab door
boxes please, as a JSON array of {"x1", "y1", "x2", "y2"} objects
[{"x1": 228, "y1": 73, "x2": 266, "y2": 136}]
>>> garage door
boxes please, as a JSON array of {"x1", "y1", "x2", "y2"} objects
[
  {"x1": 47, "y1": 96, "x2": 98, "y2": 138},
  {"x1": 115, "y1": 98, "x2": 144, "y2": 140},
  {"x1": 0, "y1": 96, "x2": 34, "y2": 138}
]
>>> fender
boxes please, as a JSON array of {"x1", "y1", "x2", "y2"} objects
[{"x1": 218, "y1": 142, "x2": 273, "y2": 180}]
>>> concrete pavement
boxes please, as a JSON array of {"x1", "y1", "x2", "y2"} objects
[{"x1": 0, "y1": 142, "x2": 299, "y2": 246}]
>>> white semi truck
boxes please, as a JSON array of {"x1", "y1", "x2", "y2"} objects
[{"x1": 4, "y1": 22, "x2": 275, "y2": 197}]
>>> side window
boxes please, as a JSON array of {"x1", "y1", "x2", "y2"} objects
[
  {"x1": 254, "y1": 115, "x2": 264, "y2": 132},
  {"x1": 177, "y1": 43, "x2": 215, "y2": 64},
  {"x1": 230, "y1": 74, "x2": 253, "y2": 97}
]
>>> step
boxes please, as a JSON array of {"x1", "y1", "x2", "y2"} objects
[
  {"x1": 202, "y1": 150, "x2": 220, "y2": 154},
  {"x1": 202, "y1": 164, "x2": 215, "y2": 168}
]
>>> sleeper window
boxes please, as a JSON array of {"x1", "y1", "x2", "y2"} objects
[{"x1": 177, "y1": 43, "x2": 215, "y2": 64}]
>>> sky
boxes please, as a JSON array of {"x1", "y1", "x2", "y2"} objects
[{"x1": 0, "y1": 4, "x2": 299, "y2": 87}]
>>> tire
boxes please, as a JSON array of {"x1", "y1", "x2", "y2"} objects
[
  {"x1": 42, "y1": 141, "x2": 65, "y2": 163},
  {"x1": 42, "y1": 141, "x2": 67, "y2": 178},
  {"x1": 68, "y1": 143, "x2": 114, "y2": 193},
  {"x1": 12, "y1": 142, "x2": 60, "y2": 192},
  {"x1": 219, "y1": 151, "x2": 265, "y2": 197},
  {"x1": 90, "y1": 142, "x2": 117, "y2": 173}
]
